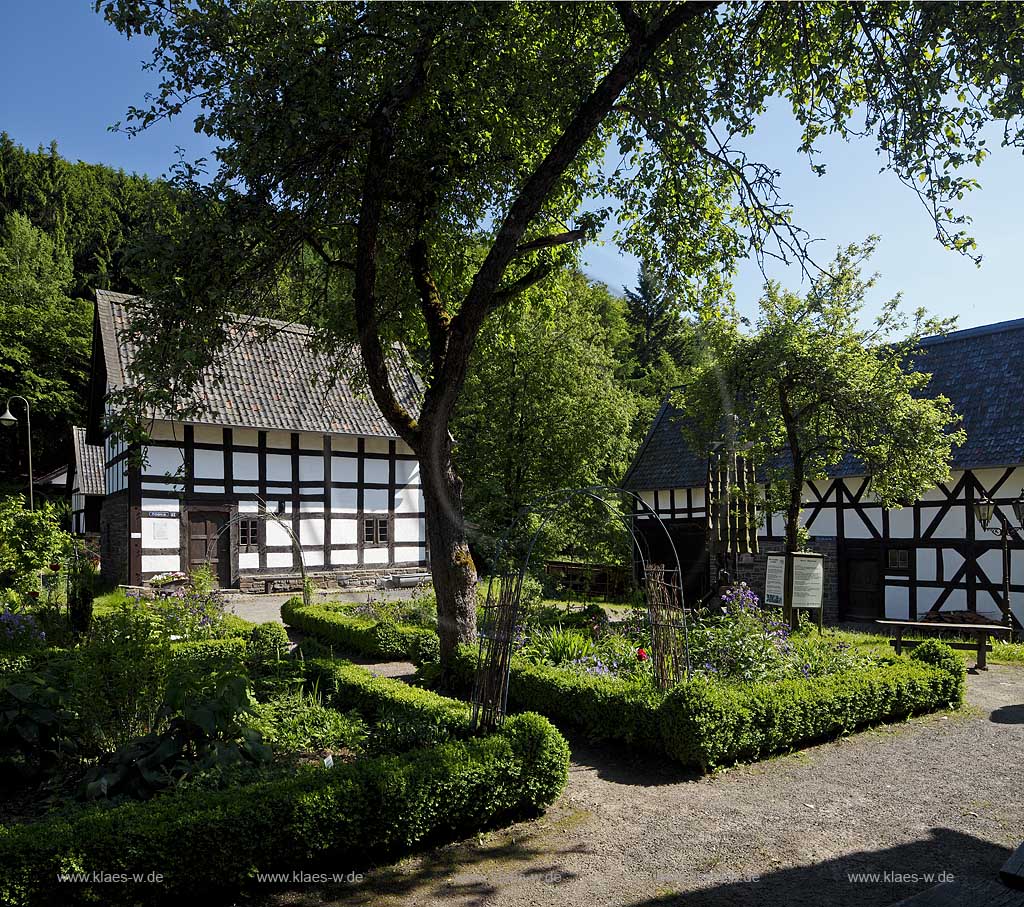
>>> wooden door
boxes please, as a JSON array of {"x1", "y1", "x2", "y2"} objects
[
  {"x1": 187, "y1": 510, "x2": 231, "y2": 587},
  {"x1": 844, "y1": 552, "x2": 882, "y2": 620}
]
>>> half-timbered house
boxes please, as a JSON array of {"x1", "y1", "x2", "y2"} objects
[
  {"x1": 86, "y1": 290, "x2": 426, "y2": 591},
  {"x1": 68, "y1": 426, "x2": 104, "y2": 537},
  {"x1": 623, "y1": 317, "x2": 1024, "y2": 626}
]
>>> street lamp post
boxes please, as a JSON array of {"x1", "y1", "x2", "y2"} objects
[
  {"x1": 0, "y1": 396, "x2": 33, "y2": 510},
  {"x1": 973, "y1": 489, "x2": 1024, "y2": 641}
]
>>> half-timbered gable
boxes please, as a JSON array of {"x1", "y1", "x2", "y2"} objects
[
  {"x1": 624, "y1": 317, "x2": 1024, "y2": 626},
  {"x1": 68, "y1": 426, "x2": 103, "y2": 536},
  {"x1": 87, "y1": 290, "x2": 426, "y2": 590}
]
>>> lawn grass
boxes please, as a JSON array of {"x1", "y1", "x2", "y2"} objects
[{"x1": 826, "y1": 625, "x2": 1024, "y2": 666}]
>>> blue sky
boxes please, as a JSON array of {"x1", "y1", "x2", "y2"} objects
[{"x1": 3, "y1": 2, "x2": 1022, "y2": 331}]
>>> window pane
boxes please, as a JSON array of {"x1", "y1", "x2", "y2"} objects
[
  {"x1": 363, "y1": 518, "x2": 375, "y2": 543},
  {"x1": 377, "y1": 519, "x2": 389, "y2": 544}
]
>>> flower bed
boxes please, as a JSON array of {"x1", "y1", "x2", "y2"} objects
[
  {"x1": 437, "y1": 638, "x2": 964, "y2": 770},
  {"x1": 282, "y1": 597, "x2": 439, "y2": 664},
  {"x1": 0, "y1": 707, "x2": 568, "y2": 906}
]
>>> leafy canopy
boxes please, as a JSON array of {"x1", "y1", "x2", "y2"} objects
[
  {"x1": 680, "y1": 238, "x2": 966, "y2": 549},
  {"x1": 95, "y1": 2, "x2": 1024, "y2": 435}
]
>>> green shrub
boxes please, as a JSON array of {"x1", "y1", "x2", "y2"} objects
[
  {"x1": 80, "y1": 674, "x2": 271, "y2": 801},
  {"x1": 70, "y1": 605, "x2": 172, "y2": 752},
  {"x1": 658, "y1": 656, "x2": 963, "y2": 771},
  {"x1": 0, "y1": 713, "x2": 568, "y2": 906},
  {"x1": 247, "y1": 690, "x2": 367, "y2": 757},
  {"x1": 282, "y1": 598, "x2": 438, "y2": 662},
  {"x1": 910, "y1": 639, "x2": 966, "y2": 705},
  {"x1": 437, "y1": 636, "x2": 965, "y2": 771},
  {"x1": 168, "y1": 637, "x2": 247, "y2": 699},
  {"x1": 305, "y1": 658, "x2": 471, "y2": 739},
  {"x1": 219, "y1": 613, "x2": 258, "y2": 639}
]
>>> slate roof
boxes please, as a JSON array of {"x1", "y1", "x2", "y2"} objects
[
  {"x1": 623, "y1": 317, "x2": 1024, "y2": 491},
  {"x1": 72, "y1": 426, "x2": 104, "y2": 496},
  {"x1": 94, "y1": 290, "x2": 421, "y2": 439}
]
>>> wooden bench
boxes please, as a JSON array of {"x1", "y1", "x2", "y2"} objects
[{"x1": 876, "y1": 619, "x2": 1011, "y2": 670}]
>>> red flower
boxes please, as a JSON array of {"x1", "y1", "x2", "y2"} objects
[
  {"x1": 28, "y1": 590, "x2": 39, "y2": 599},
  {"x1": 637, "y1": 647, "x2": 648, "y2": 661},
  {"x1": 49, "y1": 562, "x2": 60, "y2": 572}
]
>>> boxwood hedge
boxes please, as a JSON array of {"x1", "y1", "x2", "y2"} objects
[
  {"x1": 0, "y1": 711, "x2": 568, "y2": 906},
  {"x1": 434, "y1": 640, "x2": 965, "y2": 770},
  {"x1": 282, "y1": 598, "x2": 439, "y2": 664},
  {"x1": 304, "y1": 657, "x2": 472, "y2": 738}
]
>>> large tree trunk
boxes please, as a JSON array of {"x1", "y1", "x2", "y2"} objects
[{"x1": 418, "y1": 423, "x2": 477, "y2": 666}]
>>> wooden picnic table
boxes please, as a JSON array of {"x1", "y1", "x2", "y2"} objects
[{"x1": 876, "y1": 619, "x2": 1011, "y2": 670}]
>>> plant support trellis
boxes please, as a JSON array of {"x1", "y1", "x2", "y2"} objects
[{"x1": 471, "y1": 485, "x2": 691, "y2": 733}]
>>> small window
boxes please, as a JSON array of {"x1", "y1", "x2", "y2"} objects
[
  {"x1": 887, "y1": 548, "x2": 910, "y2": 571},
  {"x1": 239, "y1": 519, "x2": 259, "y2": 552},
  {"x1": 363, "y1": 517, "x2": 389, "y2": 546}
]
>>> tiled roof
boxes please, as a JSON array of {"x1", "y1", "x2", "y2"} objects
[
  {"x1": 94, "y1": 290, "x2": 421, "y2": 439},
  {"x1": 72, "y1": 426, "x2": 104, "y2": 496},
  {"x1": 623, "y1": 317, "x2": 1024, "y2": 491}
]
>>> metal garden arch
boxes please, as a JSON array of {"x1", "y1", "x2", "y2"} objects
[{"x1": 471, "y1": 485, "x2": 691, "y2": 732}]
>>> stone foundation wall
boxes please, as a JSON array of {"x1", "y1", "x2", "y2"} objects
[
  {"x1": 733, "y1": 536, "x2": 840, "y2": 624},
  {"x1": 99, "y1": 494, "x2": 129, "y2": 587},
  {"x1": 238, "y1": 565, "x2": 429, "y2": 594}
]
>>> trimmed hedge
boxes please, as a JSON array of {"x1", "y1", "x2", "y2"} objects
[
  {"x1": 282, "y1": 598, "x2": 439, "y2": 664},
  {"x1": 305, "y1": 658, "x2": 471, "y2": 738},
  {"x1": 660, "y1": 645, "x2": 964, "y2": 770},
  {"x1": 436, "y1": 641, "x2": 965, "y2": 770},
  {"x1": 0, "y1": 711, "x2": 569, "y2": 906}
]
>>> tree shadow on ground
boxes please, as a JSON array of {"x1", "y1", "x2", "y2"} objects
[
  {"x1": 617, "y1": 828, "x2": 1019, "y2": 907},
  {"x1": 249, "y1": 831, "x2": 590, "y2": 907},
  {"x1": 561, "y1": 731, "x2": 702, "y2": 788},
  {"x1": 990, "y1": 703, "x2": 1024, "y2": 724}
]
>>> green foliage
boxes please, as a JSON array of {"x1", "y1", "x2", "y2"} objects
[
  {"x1": 66, "y1": 552, "x2": 98, "y2": 637},
  {"x1": 0, "y1": 497, "x2": 71, "y2": 595},
  {"x1": 910, "y1": 639, "x2": 966, "y2": 705},
  {"x1": 246, "y1": 689, "x2": 367, "y2": 757},
  {"x1": 187, "y1": 563, "x2": 216, "y2": 595},
  {"x1": 80, "y1": 673, "x2": 271, "y2": 801},
  {"x1": 680, "y1": 240, "x2": 966, "y2": 551},
  {"x1": 305, "y1": 658, "x2": 472, "y2": 740},
  {"x1": 519, "y1": 626, "x2": 598, "y2": 666},
  {"x1": 440, "y1": 634, "x2": 964, "y2": 770},
  {"x1": 167, "y1": 637, "x2": 247, "y2": 701},
  {"x1": 146, "y1": 585, "x2": 229, "y2": 641},
  {"x1": 659, "y1": 653, "x2": 964, "y2": 771},
  {"x1": 0, "y1": 671, "x2": 78, "y2": 773},
  {"x1": 454, "y1": 272, "x2": 639, "y2": 564},
  {"x1": 245, "y1": 622, "x2": 301, "y2": 699},
  {"x1": 282, "y1": 597, "x2": 439, "y2": 664},
  {"x1": 0, "y1": 608, "x2": 47, "y2": 653},
  {"x1": 70, "y1": 604, "x2": 172, "y2": 752},
  {"x1": 0, "y1": 214, "x2": 90, "y2": 485},
  {"x1": 0, "y1": 712, "x2": 568, "y2": 906}
]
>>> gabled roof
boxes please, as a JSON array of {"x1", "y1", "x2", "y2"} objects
[
  {"x1": 72, "y1": 426, "x2": 104, "y2": 496},
  {"x1": 623, "y1": 317, "x2": 1024, "y2": 491},
  {"x1": 93, "y1": 289, "x2": 421, "y2": 439}
]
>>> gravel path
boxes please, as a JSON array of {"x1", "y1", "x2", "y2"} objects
[{"x1": 264, "y1": 664, "x2": 1024, "y2": 907}]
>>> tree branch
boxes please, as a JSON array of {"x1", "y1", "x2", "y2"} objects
[
  {"x1": 408, "y1": 238, "x2": 449, "y2": 381},
  {"x1": 435, "y1": 1, "x2": 719, "y2": 425},
  {"x1": 492, "y1": 264, "x2": 555, "y2": 307},
  {"x1": 513, "y1": 228, "x2": 588, "y2": 256},
  {"x1": 352, "y1": 36, "x2": 435, "y2": 450}
]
